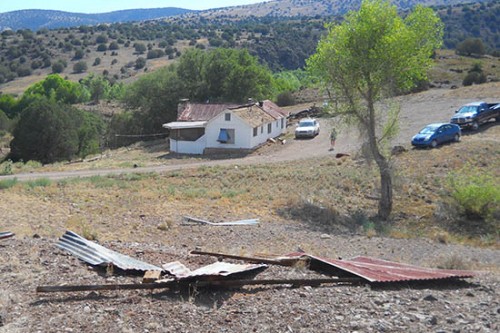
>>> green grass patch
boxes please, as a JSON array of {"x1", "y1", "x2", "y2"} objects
[
  {"x1": 24, "y1": 178, "x2": 51, "y2": 188},
  {"x1": 0, "y1": 178, "x2": 18, "y2": 189}
]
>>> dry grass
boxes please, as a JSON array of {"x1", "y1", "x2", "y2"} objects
[
  {"x1": 1, "y1": 124, "x2": 498, "y2": 248},
  {"x1": 429, "y1": 49, "x2": 500, "y2": 87}
]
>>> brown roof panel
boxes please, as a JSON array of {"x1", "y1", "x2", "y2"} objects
[
  {"x1": 283, "y1": 253, "x2": 476, "y2": 283},
  {"x1": 178, "y1": 103, "x2": 237, "y2": 121},
  {"x1": 232, "y1": 105, "x2": 275, "y2": 127},
  {"x1": 261, "y1": 100, "x2": 288, "y2": 119}
]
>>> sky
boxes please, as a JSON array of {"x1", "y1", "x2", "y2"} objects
[{"x1": 0, "y1": 1, "x2": 266, "y2": 14}]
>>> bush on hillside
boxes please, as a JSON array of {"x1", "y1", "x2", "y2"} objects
[{"x1": 445, "y1": 168, "x2": 499, "y2": 234}]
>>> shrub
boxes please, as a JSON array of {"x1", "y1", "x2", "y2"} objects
[
  {"x1": 97, "y1": 43, "x2": 107, "y2": 52},
  {"x1": 276, "y1": 91, "x2": 296, "y2": 106},
  {"x1": 447, "y1": 170, "x2": 499, "y2": 222},
  {"x1": 463, "y1": 72, "x2": 486, "y2": 86},
  {"x1": 73, "y1": 61, "x2": 87, "y2": 74},
  {"x1": 51, "y1": 61, "x2": 65, "y2": 74},
  {"x1": 135, "y1": 57, "x2": 146, "y2": 69}
]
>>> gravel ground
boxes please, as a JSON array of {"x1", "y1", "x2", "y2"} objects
[{"x1": 1, "y1": 221, "x2": 498, "y2": 333}]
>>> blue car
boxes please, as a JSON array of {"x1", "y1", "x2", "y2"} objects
[{"x1": 411, "y1": 123, "x2": 461, "y2": 148}]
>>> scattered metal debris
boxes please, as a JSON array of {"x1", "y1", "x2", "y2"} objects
[
  {"x1": 57, "y1": 231, "x2": 163, "y2": 272},
  {"x1": 162, "y1": 261, "x2": 267, "y2": 280},
  {"x1": 192, "y1": 251, "x2": 477, "y2": 283},
  {"x1": 0, "y1": 232, "x2": 14, "y2": 240},
  {"x1": 38, "y1": 238, "x2": 478, "y2": 294},
  {"x1": 182, "y1": 216, "x2": 259, "y2": 226},
  {"x1": 280, "y1": 253, "x2": 476, "y2": 283}
]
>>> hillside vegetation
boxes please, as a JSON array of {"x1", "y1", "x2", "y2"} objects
[{"x1": 0, "y1": 0, "x2": 499, "y2": 95}]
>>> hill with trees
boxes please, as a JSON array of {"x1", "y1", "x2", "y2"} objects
[
  {"x1": 0, "y1": 0, "x2": 498, "y2": 95},
  {"x1": 0, "y1": 8, "x2": 193, "y2": 32}
]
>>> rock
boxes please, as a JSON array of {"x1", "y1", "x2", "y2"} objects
[{"x1": 423, "y1": 294, "x2": 438, "y2": 302}]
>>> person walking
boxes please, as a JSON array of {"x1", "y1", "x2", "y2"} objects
[{"x1": 330, "y1": 127, "x2": 337, "y2": 151}]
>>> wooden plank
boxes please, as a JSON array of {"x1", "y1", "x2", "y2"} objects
[
  {"x1": 143, "y1": 270, "x2": 162, "y2": 283},
  {"x1": 37, "y1": 278, "x2": 362, "y2": 293}
]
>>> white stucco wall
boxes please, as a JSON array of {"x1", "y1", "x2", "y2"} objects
[
  {"x1": 169, "y1": 111, "x2": 287, "y2": 154},
  {"x1": 206, "y1": 112, "x2": 253, "y2": 149},
  {"x1": 207, "y1": 112, "x2": 287, "y2": 150}
]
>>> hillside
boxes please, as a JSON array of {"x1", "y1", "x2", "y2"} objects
[
  {"x1": 0, "y1": 0, "x2": 498, "y2": 96},
  {"x1": 0, "y1": 0, "x2": 492, "y2": 32},
  {"x1": 0, "y1": 8, "x2": 194, "y2": 31}
]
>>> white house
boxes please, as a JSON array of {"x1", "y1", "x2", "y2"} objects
[{"x1": 163, "y1": 100, "x2": 288, "y2": 155}]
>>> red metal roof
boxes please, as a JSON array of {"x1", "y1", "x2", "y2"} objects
[
  {"x1": 260, "y1": 100, "x2": 289, "y2": 119},
  {"x1": 283, "y1": 253, "x2": 476, "y2": 283}
]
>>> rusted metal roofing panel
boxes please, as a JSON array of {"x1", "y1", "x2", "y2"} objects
[
  {"x1": 0, "y1": 231, "x2": 15, "y2": 240},
  {"x1": 283, "y1": 253, "x2": 476, "y2": 283},
  {"x1": 57, "y1": 231, "x2": 163, "y2": 272},
  {"x1": 261, "y1": 100, "x2": 288, "y2": 119},
  {"x1": 178, "y1": 103, "x2": 236, "y2": 121},
  {"x1": 162, "y1": 261, "x2": 267, "y2": 280}
]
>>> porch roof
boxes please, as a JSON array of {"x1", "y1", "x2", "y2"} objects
[{"x1": 163, "y1": 121, "x2": 207, "y2": 129}]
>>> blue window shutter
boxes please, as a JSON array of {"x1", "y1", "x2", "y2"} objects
[{"x1": 218, "y1": 129, "x2": 229, "y2": 142}]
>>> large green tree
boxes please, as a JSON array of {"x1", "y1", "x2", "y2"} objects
[
  {"x1": 177, "y1": 48, "x2": 273, "y2": 103},
  {"x1": 10, "y1": 98, "x2": 79, "y2": 163},
  {"x1": 121, "y1": 48, "x2": 273, "y2": 138},
  {"x1": 308, "y1": 0, "x2": 443, "y2": 220},
  {"x1": 21, "y1": 74, "x2": 89, "y2": 105},
  {"x1": 10, "y1": 98, "x2": 104, "y2": 163}
]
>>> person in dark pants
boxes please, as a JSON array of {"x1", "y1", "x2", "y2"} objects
[{"x1": 330, "y1": 128, "x2": 337, "y2": 151}]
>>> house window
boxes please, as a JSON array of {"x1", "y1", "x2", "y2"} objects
[
  {"x1": 217, "y1": 128, "x2": 235, "y2": 144},
  {"x1": 225, "y1": 113, "x2": 231, "y2": 121},
  {"x1": 253, "y1": 127, "x2": 258, "y2": 137},
  {"x1": 281, "y1": 118, "x2": 285, "y2": 129},
  {"x1": 267, "y1": 123, "x2": 272, "y2": 134},
  {"x1": 261, "y1": 126, "x2": 263, "y2": 134},
  {"x1": 276, "y1": 121, "x2": 279, "y2": 128}
]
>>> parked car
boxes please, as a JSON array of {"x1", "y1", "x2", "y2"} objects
[
  {"x1": 411, "y1": 123, "x2": 461, "y2": 148},
  {"x1": 450, "y1": 101, "x2": 500, "y2": 130},
  {"x1": 295, "y1": 118, "x2": 320, "y2": 138}
]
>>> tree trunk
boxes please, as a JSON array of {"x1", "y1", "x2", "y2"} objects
[
  {"x1": 376, "y1": 156, "x2": 393, "y2": 220},
  {"x1": 366, "y1": 85, "x2": 393, "y2": 221}
]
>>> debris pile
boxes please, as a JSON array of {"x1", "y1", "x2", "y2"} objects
[{"x1": 37, "y1": 231, "x2": 477, "y2": 294}]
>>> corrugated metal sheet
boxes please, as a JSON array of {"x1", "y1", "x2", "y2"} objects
[
  {"x1": 0, "y1": 231, "x2": 14, "y2": 240},
  {"x1": 57, "y1": 231, "x2": 163, "y2": 272},
  {"x1": 283, "y1": 253, "x2": 476, "y2": 283},
  {"x1": 183, "y1": 216, "x2": 259, "y2": 226},
  {"x1": 162, "y1": 261, "x2": 267, "y2": 280},
  {"x1": 178, "y1": 103, "x2": 236, "y2": 121}
]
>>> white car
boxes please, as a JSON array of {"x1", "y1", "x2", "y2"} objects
[{"x1": 295, "y1": 118, "x2": 320, "y2": 138}]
